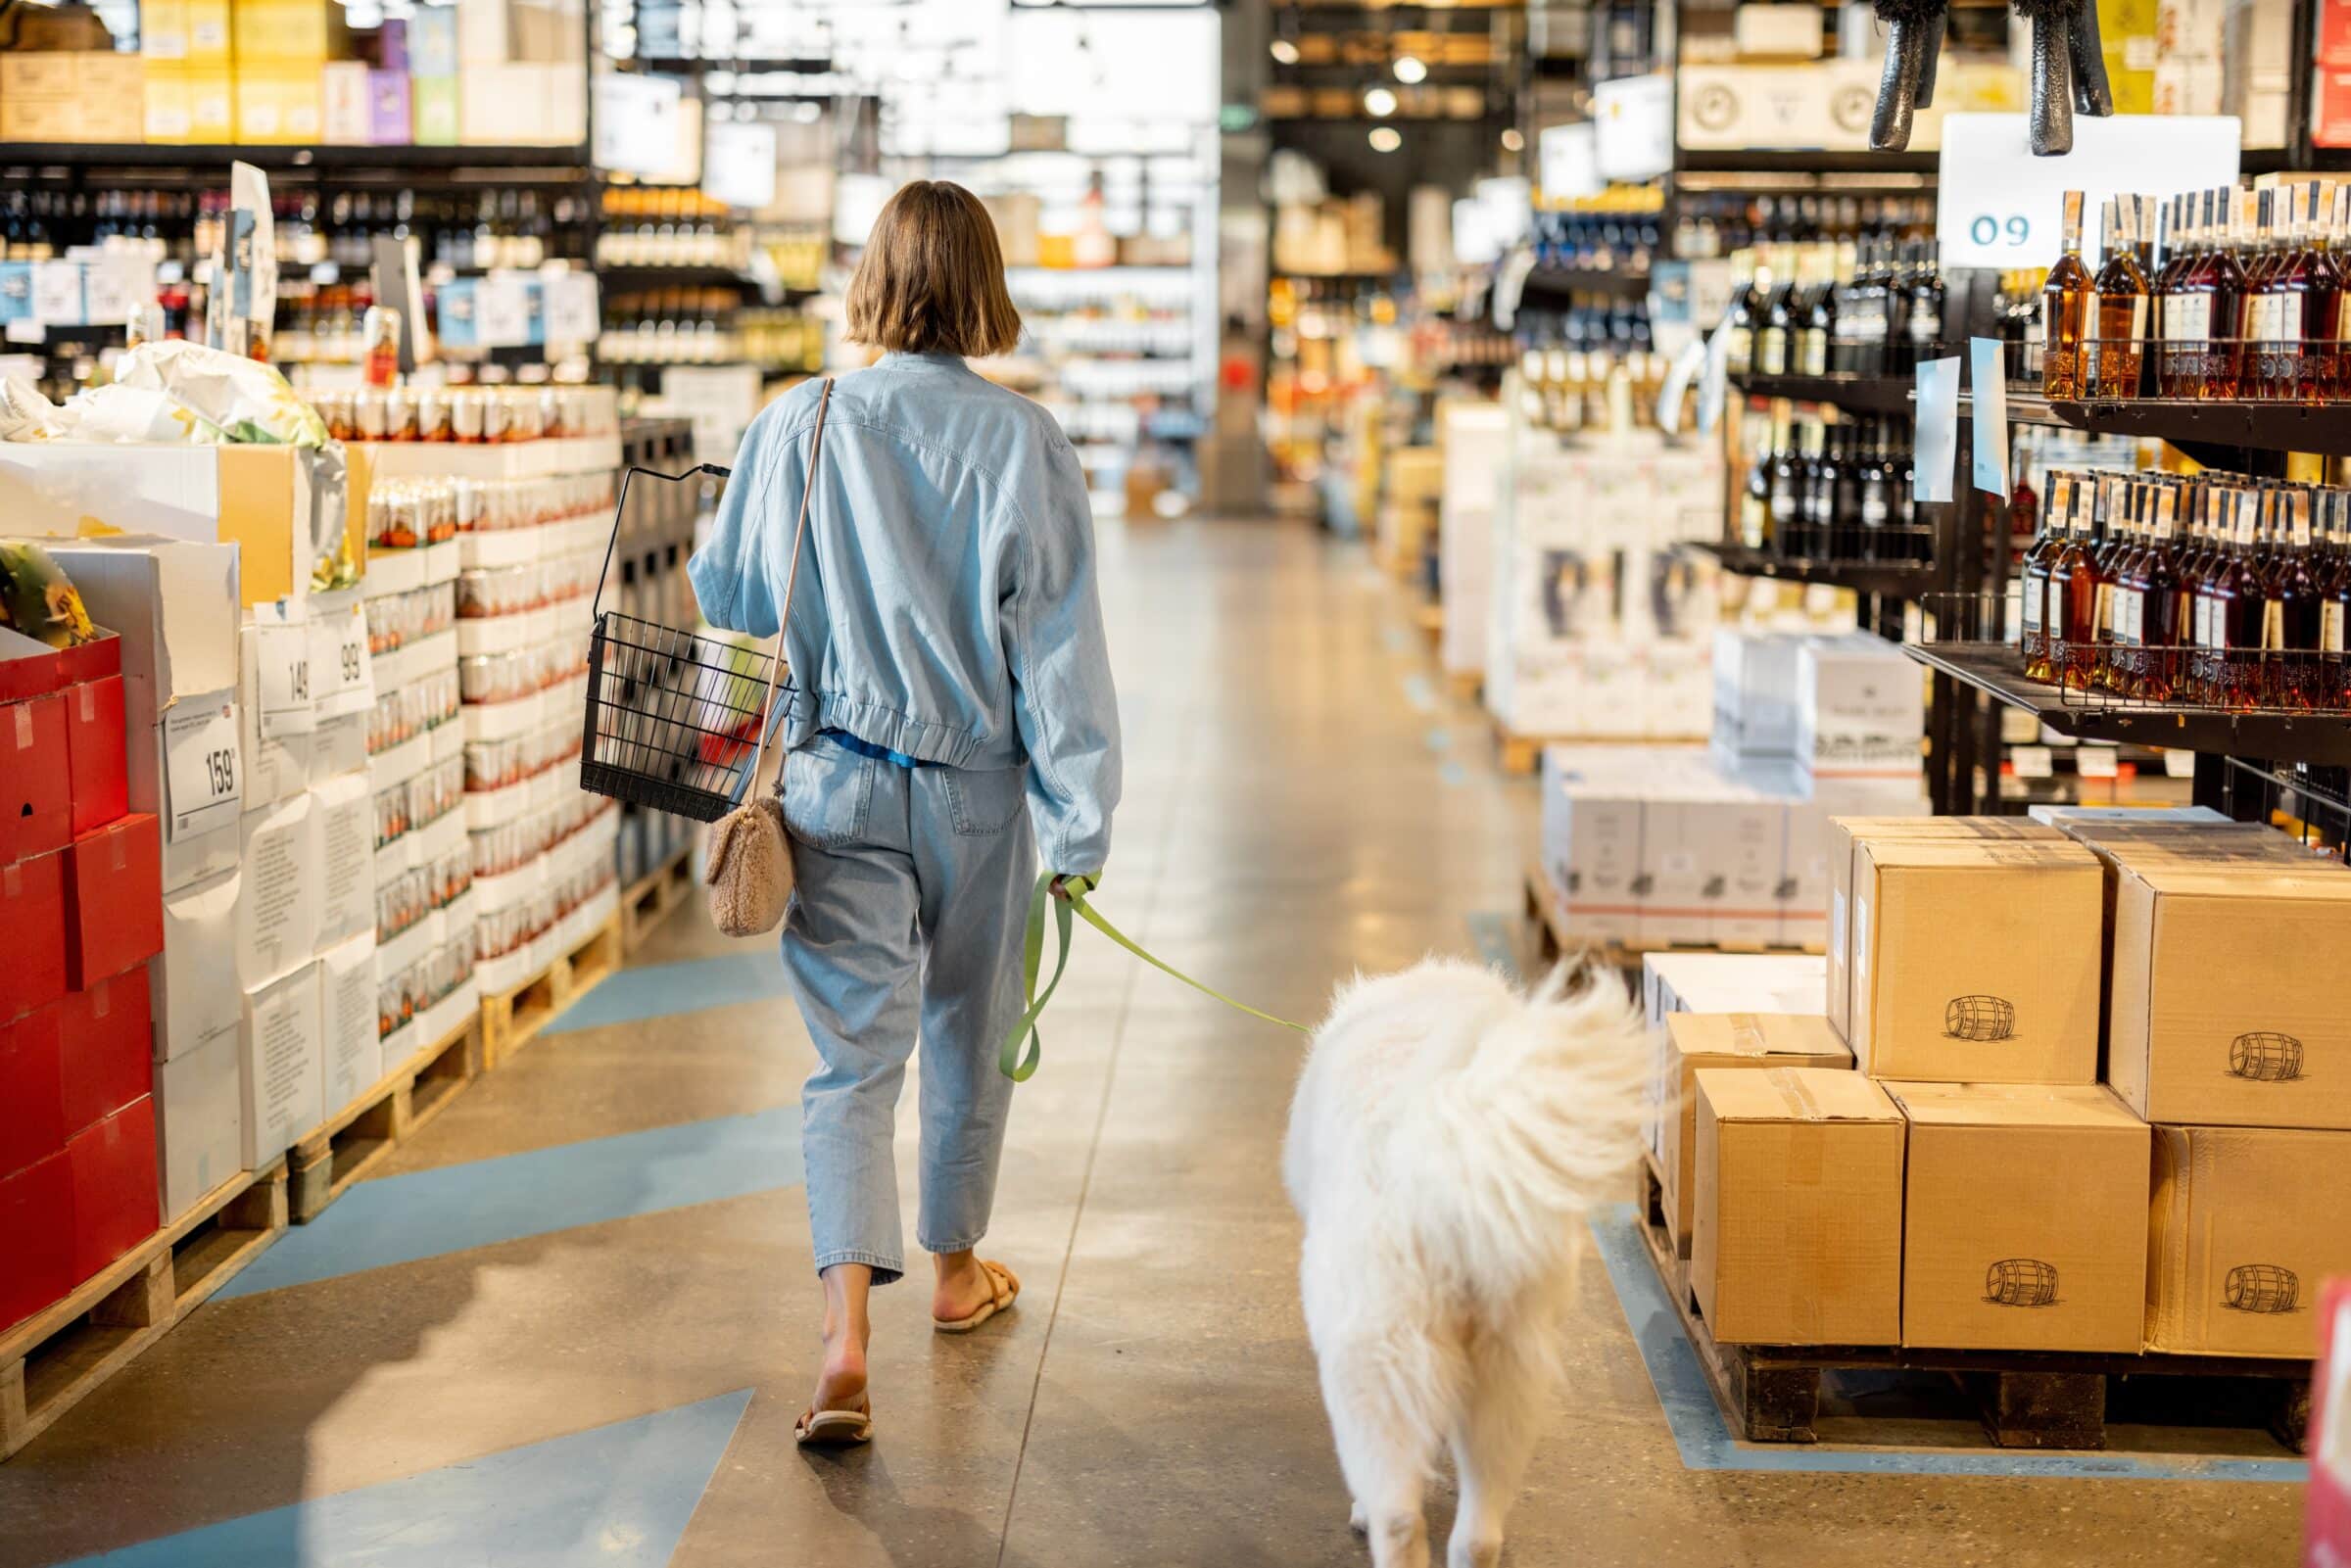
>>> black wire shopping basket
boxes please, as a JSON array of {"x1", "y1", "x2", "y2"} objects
[{"x1": 578, "y1": 462, "x2": 786, "y2": 822}]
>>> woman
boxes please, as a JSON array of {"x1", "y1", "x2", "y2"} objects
[{"x1": 689, "y1": 180, "x2": 1121, "y2": 1446}]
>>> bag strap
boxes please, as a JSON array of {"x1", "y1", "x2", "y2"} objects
[{"x1": 744, "y1": 376, "x2": 834, "y2": 794}]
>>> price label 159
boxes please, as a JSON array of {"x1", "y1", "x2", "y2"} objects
[{"x1": 164, "y1": 700, "x2": 241, "y2": 838}]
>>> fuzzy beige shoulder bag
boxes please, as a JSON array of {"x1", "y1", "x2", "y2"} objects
[{"x1": 703, "y1": 377, "x2": 833, "y2": 937}]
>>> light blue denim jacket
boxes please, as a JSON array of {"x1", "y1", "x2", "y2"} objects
[{"x1": 688, "y1": 352, "x2": 1122, "y2": 876}]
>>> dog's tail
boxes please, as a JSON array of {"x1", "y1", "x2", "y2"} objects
[{"x1": 1405, "y1": 965, "x2": 1649, "y2": 1300}]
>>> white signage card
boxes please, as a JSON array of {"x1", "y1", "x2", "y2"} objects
[
  {"x1": 473, "y1": 276, "x2": 531, "y2": 348},
  {"x1": 702, "y1": 119, "x2": 779, "y2": 212},
  {"x1": 594, "y1": 73, "x2": 686, "y2": 178},
  {"x1": 164, "y1": 698, "x2": 241, "y2": 838},
  {"x1": 255, "y1": 620, "x2": 316, "y2": 738},
  {"x1": 1914, "y1": 356, "x2": 1961, "y2": 504},
  {"x1": 1593, "y1": 73, "x2": 1674, "y2": 183},
  {"x1": 1476, "y1": 177, "x2": 1534, "y2": 251},
  {"x1": 1970, "y1": 337, "x2": 2012, "y2": 497},
  {"x1": 544, "y1": 273, "x2": 600, "y2": 347},
  {"x1": 1936, "y1": 113, "x2": 2241, "y2": 270},
  {"x1": 31, "y1": 260, "x2": 82, "y2": 327},
  {"x1": 309, "y1": 601, "x2": 373, "y2": 719},
  {"x1": 1539, "y1": 123, "x2": 1602, "y2": 202}
]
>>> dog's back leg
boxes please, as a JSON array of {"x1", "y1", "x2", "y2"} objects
[
  {"x1": 1443, "y1": 1330, "x2": 1555, "y2": 1568},
  {"x1": 1316, "y1": 1337, "x2": 1437, "y2": 1568}
]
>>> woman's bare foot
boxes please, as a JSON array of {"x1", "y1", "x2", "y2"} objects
[
  {"x1": 931, "y1": 1250, "x2": 999, "y2": 1323},
  {"x1": 812, "y1": 1262, "x2": 873, "y2": 1415}
]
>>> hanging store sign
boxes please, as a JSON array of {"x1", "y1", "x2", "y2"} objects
[
  {"x1": 594, "y1": 73, "x2": 685, "y2": 177},
  {"x1": 702, "y1": 120, "x2": 779, "y2": 212},
  {"x1": 1593, "y1": 73, "x2": 1673, "y2": 183},
  {"x1": 1935, "y1": 114, "x2": 2240, "y2": 270}
]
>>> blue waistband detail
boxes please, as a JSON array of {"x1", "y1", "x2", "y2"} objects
[{"x1": 820, "y1": 728, "x2": 932, "y2": 769}]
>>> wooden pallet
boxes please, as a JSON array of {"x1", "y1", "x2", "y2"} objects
[
  {"x1": 1632, "y1": 1160, "x2": 2311, "y2": 1452},
  {"x1": 1521, "y1": 865, "x2": 1825, "y2": 970},
  {"x1": 621, "y1": 844, "x2": 695, "y2": 955},
  {"x1": 482, "y1": 911, "x2": 623, "y2": 1068},
  {"x1": 2, "y1": 1161, "x2": 288, "y2": 1460},
  {"x1": 288, "y1": 1012, "x2": 485, "y2": 1225},
  {"x1": 1444, "y1": 669, "x2": 1482, "y2": 704}
]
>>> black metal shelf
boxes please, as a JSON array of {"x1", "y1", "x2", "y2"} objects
[
  {"x1": 1903, "y1": 641, "x2": 2351, "y2": 765},
  {"x1": 1695, "y1": 541, "x2": 1937, "y2": 596},
  {"x1": 1673, "y1": 149, "x2": 1940, "y2": 176},
  {"x1": 0, "y1": 142, "x2": 592, "y2": 173},
  {"x1": 1522, "y1": 264, "x2": 1651, "y2": 302},
  {"x1": 1987, "y1": 392, "x2": 2351, "y2": 461},
  {"x1": 595, "y1": 263, "x2": 764, "y2": 291},
  {"x1": 1730, "y1": 371, "x2": 1918, "y2": 415}
]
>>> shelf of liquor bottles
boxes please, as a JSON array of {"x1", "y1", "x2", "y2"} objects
[
  {"x1": 1522, "y1": 265, "x2": 1651, "y2": 302},
  {"x1": 1905, "y1": 641, "x2": 2351, "y2": 766},
  {"x1": 1728, "y1": 371, "x2": 1916, "y2": 416},
  {"x1": 1983, "y1": 392, "x2": 2351, "y2": 461},
  {"x1": 0, "y1": 143, "x2": 593, "y2": 174},
  {"x1": 1694, "y1": 541, "x2": 1937, "y2": 597}
]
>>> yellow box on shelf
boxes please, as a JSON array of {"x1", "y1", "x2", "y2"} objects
[
  {"x1": 234, "y1": 66, "x2": 326, "y2": 145},
  {"x1": 0, "y1": 53, "x2": 145, "y2": 142},
  {"x1": 230, "y1": 0, "x2": 352, "y2": 64},
  {"x1": 145, "y1": 65, "x2": 234, "y2": 144}
]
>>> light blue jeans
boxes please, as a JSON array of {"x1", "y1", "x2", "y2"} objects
[{"x1": 778, "y1": 734, "x2": 1034, "y2": 1286}]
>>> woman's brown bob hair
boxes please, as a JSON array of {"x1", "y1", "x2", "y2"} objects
[{"x1": 843, "y1": 181, "x2": 1023, "y2": 359}]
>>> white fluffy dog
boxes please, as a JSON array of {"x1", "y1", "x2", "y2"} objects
[{"x1": 1284, "y1": 958, "x2": 1649, "y2": 1568}]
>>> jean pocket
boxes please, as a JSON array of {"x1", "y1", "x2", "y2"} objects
[
  {"x1": 781, "y1": 737, "x2": 875, "y2": 849},
  {"x1": 941, "y1": 764, "x2": 1028, "y2": 836}
]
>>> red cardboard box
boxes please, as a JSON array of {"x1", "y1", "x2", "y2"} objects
[
  {"x1": 60, "y1": 974, "x2": 151, "y2": 1140},
  {"x1": 1, "y1": 692, "x2": 72, "y2": 866},
  {"x1": 0, "y1": 1002, "x2": 66, "y2": 1176},
  {"x1": 62, "y1": 675, "x2": 127, "y2": 836},
  {"x1": 0, "y1": 850, "x2": 68, "y2": 1024},
  {"x1": 0, "y1": 1149, "x2": 72, "y2": 1334},
  {"x1": 63, "y1": 1095, "x2": 156, "y2": 1281},
  {"x1": 2313, "y1": 1277, "x2": 2351, "y2": 1566},
  {"x1": 62, "y1": 815, "x2": 163, "y2": 989},
  {"x1": 0, "y1": 623, "x2": 120, "y2": 702}
]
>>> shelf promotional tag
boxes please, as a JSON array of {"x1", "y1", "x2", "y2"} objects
[
  {"x1": 1914, "y1": 356, "x2": 1961, "y2": 504},
  {"x1": 474, "y1": 277, "x2": 531, "y2": 348},
  {"x1": 1936, "y1": 114, "x2": 2241, "y2": 270},
  {"x1": 1593, "y1": 75, "x2": 1673, "y2": 184},
  {"x1": 255, "y1": 619, "x2": 317, "y2": 738},
  {"x1": 544, "y1": 273, "x2": 600, "y2": 347},
  {"x1": 1538, "y1": 122, "x2": 1602, "y2": 202},
  {"x1": 310, "y1": 599, "x2": 374, "y2": 719},
  {"x1": 1970, "y1": 337, "x2": 2011, "y2": 496},
  {"x1": 163, "y1": 698, "x2": 241, "y2": 839}
]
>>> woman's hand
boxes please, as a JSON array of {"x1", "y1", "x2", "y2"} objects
[{"x1": 1048, "y1": 873, "x2": 1098, "y2": 903}]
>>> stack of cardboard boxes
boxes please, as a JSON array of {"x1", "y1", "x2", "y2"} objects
[
  {"x1": 1436, "y1": 401, "x2": 1508, "y2": 689},
  {"x1": 1666, "y1": 806, "x2": 2351, "y2": 1361},
  {"x1": 0, "y1": 616, "x2": 163, "y2": 1332}
]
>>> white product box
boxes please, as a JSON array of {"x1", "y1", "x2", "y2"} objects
[
  {"x1": 310, "y1": 708, "x2": 368, "y2": 785},
  {"x1": 1439, "y1": 402, "x2": 1509, "y2": 681},
  {"x1": 1794, "y1": 634, "x2": 1926, "y2": 789},
  {"x1": 237, "y1": 791, "x2": 319, "y2": 988},
  {"x1": 1642, "y1": 641, "x2": 1715, "y2": 739},
  {"x1": 240, "y1": 615, "x2": 313, "y2": 808},
  {"x1": 1674, "y1": 61, "x2": 1876, "y2": 151},
  {"x1": 155, "y1": 1024, "x2": 243, "y2": 1221},
  {"x1": 240, "y1": 963, "x2": 323, "y2": 1168},
  {"x1": 322, "y1": 60, "x2": 372, "y2": 144},
  {"x1": 152, "y1": 866, "x2": 242, "y2": 1064},
  {"x1": 312, "y1": 772, "x2": 377, "y2": 950},
  {"x1": 1712, "y1": 629, "x2": 1807, "y2": 759},
  {"x1": 1640, "y1": 947, "x2": 1832, "y2": 1161},
  {"x1": 318, "y1": 932, "x2": 382, "y2": 1117}
]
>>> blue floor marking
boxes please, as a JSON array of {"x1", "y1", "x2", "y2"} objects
[
  {"x1": 1380, "y1": 625, "x2": 1410, "y2": 654},
  {"x1": 1465, "y1": 913, "x2": 1520, "y2": 981},
  {"x1": 1438, "y1": 760, "x2": 1469, "y2": 787},
  {"x1": 1422, "y1": 726, "x2": 1452, "y2": 752},
  {"x1": 66, "y1": 1389, "x2": 752, "y2": 1566},
  {"x1": 541, "y1": 950, "x2": 789, "y2": 1036},
  {"x1": 1588, "y1": 1204, "x2": 2307, "y2": 1482},
  {"x1": 1402, "y1": 673, "x2": 1437, "y2": 713},
  {"x1": 218, "y1": 1108, "x2": 803, "y2": 1299}
]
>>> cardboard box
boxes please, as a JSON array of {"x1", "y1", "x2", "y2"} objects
[
  {"x1": 1794, "y1": 635, "x2": 1924, "y2": 791},
  {"x1": 1, "y1": 689, "x2": 72, "y2": 866},
  {"x1": 411, "y1": 74, "x2": 458, "y2": 144},
  {"x1": 62, "y1": 814, "x2": 165, "y2": 990},
  {"x1": 311, "y1": 773, "x2": 375, "y2": 952},
  {"x1": 1643, "y1": 951, "x2": 1826, "y2": 1030},
  {"x1": 0, "y1": 1002, "x2": 66, "y2": 1174},
  {"x1": 154, "y1": 1022, "x2": 241, "y2": 1218},
  {"x1": 2108, "y1": 858, "x2": 2351, "y2": 1127},
  {"x1": 1674, "y1": 60, "x2": 1877, "y2": 151},
  {"x1": 318, "y1": 932, "x2": 380, "y2": 1117},
  {"x1": 1, "y1": 89, "x2": 142, "y2": 144},
  {"x1": 0, "y1": 981, "x2": 152, "y2": 1174},
  {"x1": 1659, "y1": 1013, "x2": 1851, "y2": 1256},
  {"x1": 152, "y1": 866, "x2": 240, "y2": 1064},
  {"x1": 63, "y1": 1095, "x2": 159, "y2": 1280},
  {"x1": 235, "y1": 67, "x2": 325, "y2": 145},
  {"x1": 367, "y1": 69, "x2": 411, "y2": 142},
  {"x1": 1693, "y1": 1068, "x2": 1904, "y2": 1345},
  {"x1": 1, "y1": 850, "x2": 69, "y2": 1025},
  {"x1": 0, "y1": 1151, "x2": 72, "y2": 1332},
  {"x1": 187, "y1": 0, "x2": 231, "y2": 61},
  {"x1": 238, "y1": 620, "x2": 312, "y2": 809},
  {"x1": 236, "y1": 792, "x2": 318, "y2": 989},
  {"x1": 231, "y1": 0, "x2": 350, "y2": 61},
  {"x1": 1847, "y1": 836, "x2": 2100, "y2": 1083},
  {"x1": 240, "y1": 963, "x2": 322, "y2": 1168},
  {"x1": 323, "y1": 59, "x2": 372, "y2": 144},
  {"x1": 63, "y1": 674, "x2": 128, "y2": 836},
  {"x1": 142, "y1": 0, "x2": 192, "y2": 58},
  {"x1": 0, "y1": 50, "x2": 143, "y2": 103},
  {"x1": 410, "y1": 4, "x2": 460, "y2": 75},
  {"x1": 1889, "y1": 1080, "x2": 2148, "y2": 1352},
  {"x1": 2147, "y1": 1125, "x2": 2351, "y2": 1357}
]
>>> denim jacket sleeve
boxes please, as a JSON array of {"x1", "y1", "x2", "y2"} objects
[
  {"x1": 688, "y1": 404, "x2": 796, "y2": 639},
  {"x1": 1005, "y1": 437, "x2": 1122, "y2": 877}
]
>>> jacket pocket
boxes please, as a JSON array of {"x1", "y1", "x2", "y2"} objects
[
  {"x1": 782, "y1": 737, "x2": 875, "y2": 849},
  {"x1": 942, "y1": 763, "x2": 1028, "y2": 836}
]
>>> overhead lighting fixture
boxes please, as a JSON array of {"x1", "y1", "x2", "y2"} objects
[
  {"x1": 1393, "y1": 55, "x2": 1427, "y2": 84},
  {"x1": 1369, "y1": 126, "x2": 1402, "y2": 153},
  {"x1": 1501, "y1": 127, "x2": 1525, "y2": 152},
  {"x1": 1270, "y1": 38, "x2": 1300, "y2": 65},
  {"x1": 1364, "y1": 86, "x2": 1398, "y2": 117}
]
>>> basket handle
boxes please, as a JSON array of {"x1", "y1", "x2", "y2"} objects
[
  {"x1": 591, "y1": 460, "x2": 734, "y2": 622},
  {"x1": 744, "y1": 377, "x2": 835, "y2": 795}
]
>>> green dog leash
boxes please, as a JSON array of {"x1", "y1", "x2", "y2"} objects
[{"x1": 999, "y1": 870, "x2": 1310, "y2": 1081}]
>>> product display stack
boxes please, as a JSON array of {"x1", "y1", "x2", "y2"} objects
[
  {"x1": 0, "y1": 559, "x2": 161, "y2": 1334},
  {"x1": 354, "y1": 386, "x2": 622, "y2": 1048}
]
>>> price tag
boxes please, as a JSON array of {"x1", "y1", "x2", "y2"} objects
[
  {"x1": 1593, "y1": 73, "x2": 1673, "y2": 184},
  {"x1": 2011, "y1": 744, "x2": 2055, "y2": 780},
  {"x1": 31, "y1": 260, "x2": 82, "y2": 327},
  {"x1": 163, "y1": 698, "x2": 241, "y2": 838},
  {"x1": 474, "y1": 277, "x2": 531, "y2": 348},
  {"x1": 310, "y1": 602, "x2": 374, "y2": 719},
  {"x1": 702, "y1": 119, "x2": 779, "y2": 212},
  {"x1": 543, "y1": 272, "x2": 600, "y2": 347},
  {"x1": 1936, "y1": 114, "x2": 2241, "y2": 270},
  {"x1": 255, "y1": 620, "x2": 317, "y2": 738},
  {"x1": 2078, "y1": 745, "x2": 2122, "y2": 779}
]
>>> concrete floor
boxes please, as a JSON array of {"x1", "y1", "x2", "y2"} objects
[{"x1": 0, "y1": 519, "x2": 2307, "y2": 1567}]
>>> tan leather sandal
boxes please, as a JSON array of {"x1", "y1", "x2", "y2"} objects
[
  {"x1": 794, "y1": 1395, "x2": 873, "y2": 1447},
  {"x1": 933, "y1": 1259, "x2": 1020, "y2": 1334}
]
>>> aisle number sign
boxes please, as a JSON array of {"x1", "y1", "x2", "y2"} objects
[{"x1": 1935, "y1": 114, "x2": 2242, "y2": 270}]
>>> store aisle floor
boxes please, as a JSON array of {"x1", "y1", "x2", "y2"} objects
[{"x1": 0, "y1": 521, "x2": 2303, "y2": 1568}]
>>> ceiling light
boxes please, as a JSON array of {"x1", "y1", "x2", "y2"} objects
[
  {"x1": 1369, "y1": 126, "x2": 1402, "y2": 153},
  {"x1": 1364, "y1": 86, "x2": 1398, "y2": 118},
  {"x1": 1393, "y1": 55, "x2": 1427, "y2": 84},
  {"x1": 1270, "y1": 38, "x2": 1300, "y2": 65},
  {"x1": 1501, "y1": 127, "x2": 1525, "y2": 152}
]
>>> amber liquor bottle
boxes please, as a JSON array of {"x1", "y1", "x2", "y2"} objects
[
  {"x1": 2279, "y1": 180, "x2": 2343, "y2": 405},
  {"x1": 2053, "y1": 476, "x2": 2106, "y2": 690},
  {"x1": 2135, "y1": 483, "x2": 2187, "y2": 701},
  {"x1": 2264, "y1": 489, "x2": 2326, "y2": 709},
  {"x1": 2042, "y1": 191, "x2": 2093, "y2": 399},
  {"x1": 2177, "y1": 486, "x2": 2224, "y2": 701},
  {"x1": 2103, "y1": 482, "x2": 2147, "y2": 693},
  {"x1": 2242, "y1": 187, "x2": 2289, "y2": 399},
  {"x1": 2207, "y1": 490, "x2": 2269, "y2": 707},
  {"x1": 2020, "y1": 470, "x2": 2070, "y2": 682},
  {"x1": 2089, "y1": 196, "x2": 2150, "y2": 399},
  {"x1": 2320, "y1": 489, "x2": 2351, "y2": 707},
  {"x1": 2172, "y1": 189, "x2": 2244, "y2": 401}
]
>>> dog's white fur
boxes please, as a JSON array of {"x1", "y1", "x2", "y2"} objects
[{"x1": 1284, "y1": 957, "x2": 1649, "y2": 1568}]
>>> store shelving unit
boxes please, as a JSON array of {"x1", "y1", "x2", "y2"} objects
[
  {"x1": 1730, "y1": 371, "x2": 1917, "y2": 416},
  {"x1": 1693, "y1": 541, "x2": 1937, "y2": 599},
  {"x1": 1521, "y1": 264, "x2": 1650, "y2": 302}
]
